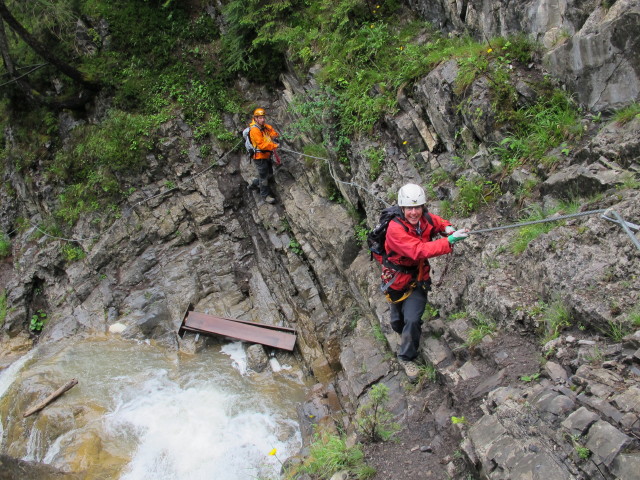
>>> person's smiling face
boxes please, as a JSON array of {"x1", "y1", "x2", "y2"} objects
[{"x1": 403, "y1": 205, "x2": 423, "y2": 225}]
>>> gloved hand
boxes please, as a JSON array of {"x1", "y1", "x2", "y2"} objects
[
  {"x1": 448, "y1": 228, "x2": 469, "y2": 244},
  {"x1": 445, "y1": 226, "x2": 456, "y2": 235}
]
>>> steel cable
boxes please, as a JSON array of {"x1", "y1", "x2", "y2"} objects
[{"x1": 279, "y1": 145, "x2": 639, "y2": 250}]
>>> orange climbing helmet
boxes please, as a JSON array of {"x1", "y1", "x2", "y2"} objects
[{"x1": 253, "y1": 108, "x2": 266, "y2": 117}]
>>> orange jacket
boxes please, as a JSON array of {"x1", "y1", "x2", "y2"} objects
[
  {"x1": 248, "y1": 121, "x2": 279, "y2": 160},
  {"x1": 383, "y1": 213, "x2": 453, "y2": 291}
]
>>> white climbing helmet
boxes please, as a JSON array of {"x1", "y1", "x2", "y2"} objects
[{"x1": 397, "y1": 183, "x2": 426, "y2": 207}]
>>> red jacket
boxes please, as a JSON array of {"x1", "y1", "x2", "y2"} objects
[
  {"x1": 383, "y1": 213, "x2": 453, "y2": 291},
  {"x1": 248, "y1": 121, "x2": 279, "y2": 160}
]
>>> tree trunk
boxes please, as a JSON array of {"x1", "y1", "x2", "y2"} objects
[{"x1": 0, "y1": 0, "x2": 100, "y2": 90}]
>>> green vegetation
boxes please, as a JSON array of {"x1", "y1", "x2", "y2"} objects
[
  {"x1": 448, "y1": 311, "x2": 469, "y2": 321},
  {"x1": 452, "y1": 176, "x2": 500, "y2": 216},
  {"x1": 61, "y1": 243, "x2": 86, "y2": 262},
  {"x1": 2, "y1": 0, "x2": 241, "y2": 229},
  {"x1": 421, "y1": 304, "x2": 439, "y2": 321},
  {"x1": 510, "y1": 201, "x2": 580, "y2": 254},
  {"x1": 0, "y1": 233, "x2": 10, "y2": 258},
  {"x1": 569, "y1": 434, "x2": 591, "y2": 460},
  {"x1": 0, "y1": 290, "x2": 7, "y2": 327},
  {"x1": 363, "y1": 147, "x2": 385, "y2": 180},
  {"x1": 604, "y1": 319, "x2": 630, "y2": 342},
  {"x1": 288, "y1": 238, "x2": 303, "y2": 255},
  {"x1": 613, "y1": 103, "x2": 640, "y2": 125},
  {"x1": 0, "y1": 0, "x2": 624, "y2": 241},
  {"x1": 354, "y1": 219, "x2": 369, "y2": 247},
  {"x1": 416, "y1": 363, "x2": 437, "y2": 386},
  {"x1": 520, "y1": 373, "x2": 540, "y2": 382},
  {"x1": 30, "y1": 309, "x2": 47, "y2": 332},
  {"x1": 464, "y1": 313, "x2": 496, "y2": 347},
  {"x1": 539, "y1": 299, "x2": 572, "y2": 343},
  {"x1": 356, "y1": 383, "x2": 401, "y2": 442},
  {"x1": 492, "y1": 89, "x2": 582, "y2": 168},
  {"x1": 293, "y1": 430, "x2": 375, "y2": 479},
  {"x1": 371, "y1": 323, "x2": 386, "y2": 343}
]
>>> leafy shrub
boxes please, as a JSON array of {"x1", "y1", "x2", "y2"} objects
[
  {"x1": 61, "y1": 243, "x2": 86, "y2": 262},
  {"x1": 452, "y1": 176, "x2": 500, "y2": 216},
  {"x1": 354, "y1": 219, "x2": 369, "y2": 246},
  {"x1": 356, "y1": 383, "x2": 401, "y2": 442},
  {"x1": 30, "y1": 309, "x2": 47, "y2": 332}
]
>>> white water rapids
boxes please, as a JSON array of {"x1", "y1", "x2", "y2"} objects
[{"x1": 0, "y1": 337, "x2": 308, "y2": 479}]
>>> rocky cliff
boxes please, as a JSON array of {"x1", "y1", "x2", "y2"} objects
[{"x1": 1, "y1": 0, "x2": 639, "y2": 479}]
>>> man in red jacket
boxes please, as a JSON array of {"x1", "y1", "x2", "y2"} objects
[
  {"x1": 383, "y1": 183, "x2": 469, "y2": 382},
  {"x1": 247, "y1": 107, "x2": 280, "y2": 204}
]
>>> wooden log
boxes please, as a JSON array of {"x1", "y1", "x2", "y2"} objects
[{"x1": 23, "y1": 378, "x2": 78, "y2": 418}]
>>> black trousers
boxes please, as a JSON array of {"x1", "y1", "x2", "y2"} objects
[
  {"x1": 389, "y1": 286, "x2": 427, "y2": 361},
  {"x1": 251, "y1": 158, "x2": 274, "y2": 198}
]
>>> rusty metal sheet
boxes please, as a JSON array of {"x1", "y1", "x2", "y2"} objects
[{"x1": 183, "y1": 311, "x2": 296, "y2": 351}]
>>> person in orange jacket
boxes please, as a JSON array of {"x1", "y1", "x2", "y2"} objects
[
  {"x1": 383, "y1": 183, "x2": 469, "y2": 382},
  {"x1": 247, "y1": 107, "x2": 280, "y2": 204}
]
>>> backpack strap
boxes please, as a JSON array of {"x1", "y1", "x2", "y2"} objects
[
  {"x1": 248, "y1": 125, "x2": 270, "y2": 156},
  {"x1": 382, "y1": 214, "x2": 436, "y2": 274}
]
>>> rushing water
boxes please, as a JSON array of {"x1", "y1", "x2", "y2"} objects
[{"x1": 0, "y1": 337, "x2": 308, "y2": 479}]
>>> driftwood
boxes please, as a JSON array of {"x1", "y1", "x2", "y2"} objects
[{"x1": 23, "y1": 378, "x2": 78, "y2": 418}]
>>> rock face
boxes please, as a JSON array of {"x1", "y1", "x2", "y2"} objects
[
  {"x1": 1, "y1": 1, "x2": 640, "y2": 479},
  {"x1": 408, "y1": 0, "x2": 640, "y2": 112}
]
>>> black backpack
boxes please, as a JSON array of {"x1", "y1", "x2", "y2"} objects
[{"x1": 367, "y1": 205, "x2": 434, "y2": 263}]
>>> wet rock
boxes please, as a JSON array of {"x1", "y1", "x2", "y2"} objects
[
  {"x1": 0, "y1": 454, "x2": 81, "y2": 480},
  {"x1": 246, "y1": 344, "x2": 269, "y2": 372}
]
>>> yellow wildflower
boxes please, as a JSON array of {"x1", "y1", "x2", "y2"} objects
[
  {"x1": 403, "y1": 141, "x2": 408, "y2": 145},
  {"x1": 487, "y1": 48, "x2": 493, "y2": 53},
  {"x1": 269, "y1": 448, "x2": 277, "y2": 456}
]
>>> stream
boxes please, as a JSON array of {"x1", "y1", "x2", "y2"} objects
[{"x1": 0, "y1": 337, "x2": 309, "y2": 479}]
